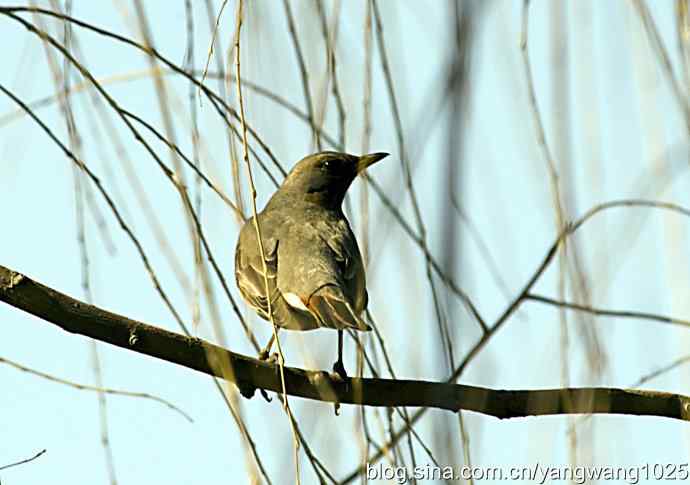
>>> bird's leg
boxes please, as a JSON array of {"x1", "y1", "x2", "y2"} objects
[
  {"x1": 258, "y1": 333, "x2": 279, "y2": 403},
  {"x1": 259, "y1": 333, "x2": 276, "y2": 361},
  {"x1": 332, "y1": 329, "x2": 347, "y2": 379}
]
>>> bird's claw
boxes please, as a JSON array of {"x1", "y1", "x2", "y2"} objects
[
  {"x1": 333, "y1": 361, "x2": 348, "y2": 380},
  {"x1": 238, "y1": 381, "x2": 256, "y2": 399},
  {"x1": 332, "y1": 360, "x2": 348, "y2": 381},
  {"x1": 259, "y1": 351, "x2": 280, "y2": 366},
  {"x1": 329, "y1": 362, "x2": 346, "y2": 415},
  {"x1": 260, "y1": 389, "x2": 272, "y2": 402}
]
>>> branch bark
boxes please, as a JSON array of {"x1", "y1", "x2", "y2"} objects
[{"x1": 2, "y1": 263, "x2": 690, "y2": 421}]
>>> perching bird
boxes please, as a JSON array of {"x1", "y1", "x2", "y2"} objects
[{"x1": 234, "y1": 151, "x2": 388, "y2": 378}]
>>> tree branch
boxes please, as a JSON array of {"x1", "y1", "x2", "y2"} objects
[
  {"x1": 526, "y1": 293, "x2": 690, "y2": 329},
  {"x1": 2, "y1": 263, "x2": 690, "y2": 421},
  {"x1": 0, "y1": 449, "x2": 46, "y2": 472}
]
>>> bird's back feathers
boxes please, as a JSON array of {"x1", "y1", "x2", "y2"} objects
[{"x1": 235, "y1": 206, "x2": 370, "y2": 332}]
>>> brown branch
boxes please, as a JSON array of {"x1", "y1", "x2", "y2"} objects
[{"x1": 2, "y1": 264, "x2": 690, "y2": 422}]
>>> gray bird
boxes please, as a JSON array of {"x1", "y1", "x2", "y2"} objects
[{"x1": 234, "y1": 151, "x2": 388, "y2": 378}]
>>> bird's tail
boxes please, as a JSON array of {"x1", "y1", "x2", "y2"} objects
[{"x1": 308, "y1": 285, "x2": 371, "y2": 331}]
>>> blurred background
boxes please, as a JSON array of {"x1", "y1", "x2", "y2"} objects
[{"x1": 1, "y1": 1, "x2": 690, "y2": 483}]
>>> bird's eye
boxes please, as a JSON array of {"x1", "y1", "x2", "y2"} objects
[{"x1": 321, "y1": 160, "x2": 332, "y2": 170}]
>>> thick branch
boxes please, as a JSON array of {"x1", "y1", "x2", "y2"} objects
[{"x1": 1, "y1": 264, "x2": 690, "y2": 421}]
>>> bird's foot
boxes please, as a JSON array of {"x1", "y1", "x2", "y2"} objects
[
  {"x1": 330, "y1": 364, "x2": 345, "y2": 415},
  {"x1": 259, "y1": 351, "x2": 280, "y2": 366},
  {"x1": 256, "y1": 348, "x2": 278, "y2": 402},
  {"x1": 260, "y1": 389, "x2": 272, "y2": 403},
  {"x1": 237, "y1": 381, "x2": 256, "y2": 400},
  {"x1": 332, "y1": 360, "x2": 348, "y2": 381}
]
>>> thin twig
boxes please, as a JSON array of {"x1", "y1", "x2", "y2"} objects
[
  {"x1": 0, "y1": 77, "x2": 189, "y2": 337},
  {"x1": 44, "y1": 7, "x2": 119, "y2": 481},
  {"x1": 123, "y1": 110, "x2": 261, "y2": 351},
  {"x1": 520, "y1": 0, "x2": 575, "y2": 459},
  {"x1": 200, "y1": 0, "x2": 229, "y2": 89},
  {"x1": 282, "y1": 0, "x2": 319, "y2": 150},
  {"x1": 2, "y1": 59, "x2": 268, "y2": 482},
  {"x1": 632, "y1": 354, "x2": 690, "y2": 388},
  {"x1": 342, "y1": 198, "x2": 690, "y2": 483},
  {"x1": 234, "y1": 2, "x2": 301, "y2": 483},
  {"x1": 0, "y1": 6, "x2": 288, "y2": 180},
  {"x1": 356, "y1": 2, "x2": 375, "y2": 473},
  {"x1": 371, "y1": 0, "x2": 487, "y2": 335},
  {"x1": 0, "y1": 61, "x2": 480, "y2": 325},
  {"x1": 184, "y1": 0, "x2": 204, "y2": 335},
  {"x1": 526, "y1": 293, "x2": 690, "y2": 329},
  {"x1": 0, "y1": 356, "x2": 193, "y2": 422},
  {"x1": 0, "y1": 449, "x2": 47, "y2": 472},
  {"x1": 632, "y1": 0, "x2": 690, "y2": 133}
]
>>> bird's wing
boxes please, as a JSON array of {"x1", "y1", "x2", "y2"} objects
[
  {"x1": 234, "y1": 224, "x2": 279, "y2": 321},
  {"x1": 235, "y1": 217, "x2": 320, "y2": 330}
]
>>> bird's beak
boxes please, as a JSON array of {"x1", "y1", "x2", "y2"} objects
[{"x1": 356, "y1": 152, "x2": 389, "y2": 174}]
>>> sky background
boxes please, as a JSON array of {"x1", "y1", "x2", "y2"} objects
[{"x1": 1, "y1": 1, "x2": 690, "y2": 484}]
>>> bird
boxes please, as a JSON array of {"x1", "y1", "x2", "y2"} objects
[{"x1": 234, "y1": 151, "x2": 388, "y2": 379}]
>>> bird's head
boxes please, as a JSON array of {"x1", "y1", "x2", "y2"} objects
[{"x1": 279, "y1": 151, "x2": 389, "y2": 208}]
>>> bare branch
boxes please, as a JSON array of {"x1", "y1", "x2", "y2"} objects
[
  {"x1": 0, "y1": 356, "x2": 193, "y2": 422},
  {"x1": 1, "y1": 264, "x2": 690, "y2": 423},
  {"x1": 526, "y1": 293, "x2": 690, "y2": 329}
]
